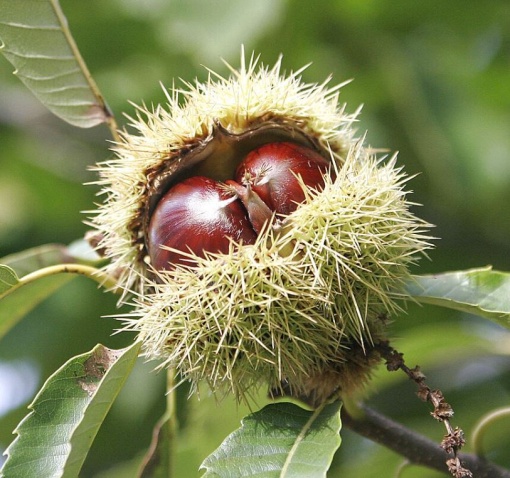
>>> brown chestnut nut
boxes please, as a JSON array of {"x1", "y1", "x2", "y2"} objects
[
  {"x1": 235, "y1": 142, "x2": 333, "y2": 216},
  {"x1": 148, "y1": 176, "x2": 257, "y2": 270},
  {"x1": 148, "y1": 142, "x2": 334, "y2": 271}
]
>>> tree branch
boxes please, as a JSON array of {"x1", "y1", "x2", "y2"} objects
[
  {"x1": 341, "y1": 404, "x2": 510, "y2": 478},
  {"x1": 377, "y1": 341, "x2": 471, "y2": 476}
]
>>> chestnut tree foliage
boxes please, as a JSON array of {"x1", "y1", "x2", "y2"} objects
[{"x1": 1, "y1": 1, "x2": 510, "y2": 477}]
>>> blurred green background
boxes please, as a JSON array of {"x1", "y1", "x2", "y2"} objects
[{"x1": 1, "y1": 1, "x2": 509, "y2": 476}]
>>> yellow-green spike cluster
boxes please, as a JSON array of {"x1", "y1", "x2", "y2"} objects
[
  {"x1": 90, "y1": 52, "x2": 433, "y2": 405},
  {"x1": 121, "y1": 143, "x2": 432, "y2": 402}
]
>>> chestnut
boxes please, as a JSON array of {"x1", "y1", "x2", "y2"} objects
[
  {"x1": 235, "y1": 142, "x2": 332, "y2": 216},
  {"x1": 148, "y1": 142, "x2": 334, "y2": 271},
  {"x1": 148, "y1": 176, "x2": 257, "y2": 270}
]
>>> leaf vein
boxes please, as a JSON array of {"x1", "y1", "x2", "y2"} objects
[
  {"x1": 0, "y1": 21, "x2": 61, "y2": 31},
  {"x1": 2, "y1": 48, "x2": 74, "y2": 60},
  {"x1": 16, "y1": 68, "x2": 81, "y2": 81}
]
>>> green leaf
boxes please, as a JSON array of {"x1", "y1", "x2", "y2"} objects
[
  {"x1": 1, "y1": 342, "x2": 141, "y2": 478},
  {"x1": 0, "y1": 264, "x2": 74, "y2": 340},
  {"x1": 406, "y1": 267, "x2": 510, "y2": 327},
  {"x1": 0, "y1": 0, "x2": 110, "y2": 127},
  {"x1": 1, "y1": 240, "x2": 103, "y2": 278},
  {"x1": 0, "y1": 241, "x2": 117, "y2": 341},
  {"x1": 200, "y1": 401, "x2": 342, "y2": 478},
  {"x1": 2, "y1": 244, "x2": 74, "y2": 277},
  {"x1": 0, "y1": 264, "x2": 18, "y2": 295}
]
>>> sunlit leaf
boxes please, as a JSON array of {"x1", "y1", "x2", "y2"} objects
[
  {"x1": 201, "y1": 401, "x2": 342, "y2": 478},
  {"x1": 0, "y1": 0, "x2": 111, "y2": 127},
  {"x1": 407, "y1": 267, "x2": 510, "y2": 327},
  {"x1": 1, "y1": 342, "x2": 141, "y2": 478}
]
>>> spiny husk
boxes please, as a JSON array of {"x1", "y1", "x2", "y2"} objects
[
  {"x1": 121, "y1": 143, "x2": 433, "y2": 402},
  {"x1": 90, "y1": 52, "x2": 433, "y2": 404},
  {"x1": 89, "y1": 52, "x2": 359, "y2": 296}
]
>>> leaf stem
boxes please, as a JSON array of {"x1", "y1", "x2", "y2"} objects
[
  {"x1": 20, "y1": 264, "x2": 120, "y2": 294},
  {"x1": 50, "y1": 0, "x2": 121, "y2": 142},
  {"x1": 136, "y1": 371, "x2": 178, "y2": 477},
  {"x1": 166, "y1": 367, "x2": 177, "y2": 478}
]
